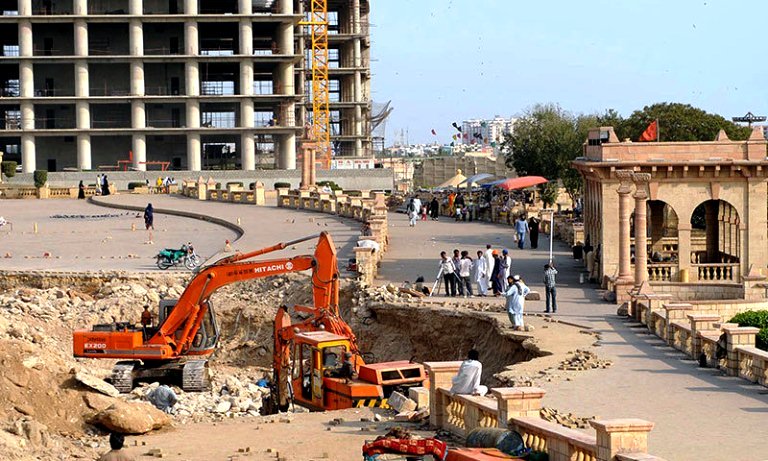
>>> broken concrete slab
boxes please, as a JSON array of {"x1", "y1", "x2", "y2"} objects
[
  {"x1": 387, "y1": 391, "x2": 417, "y2": 413},
  {"x1": 408, "y1": 386, "x2": 429, "y2": 410}
]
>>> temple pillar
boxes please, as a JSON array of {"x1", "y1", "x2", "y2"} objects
[
  {"x1": 633, "y1": 173, "x2": 651, "y2": 287},
  {"x1": 616, "y1": 170, "x2": 634, "y2": 282}
]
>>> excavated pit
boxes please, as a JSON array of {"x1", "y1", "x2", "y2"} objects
[{"x1": 342, "y1": 302, "x2": 546, "y2": 383}]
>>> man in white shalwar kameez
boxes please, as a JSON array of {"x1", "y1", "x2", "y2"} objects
[
  {"x1": 504, "y1": 275, "x2": 530, "y2": 330},
  {"x1": 483, "y1": 244, "x2": 494, "y2": 290},
  {"x1": 473, "y1": 250, "x2": 488, "y2": 296},
  {"x1": 449, "y1": 349, "x2": 488, "y2": 396}
]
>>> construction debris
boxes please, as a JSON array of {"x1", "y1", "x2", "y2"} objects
[
  {"x1": 558, "y1": 350, "x2": 613, "y2": 371},
  {"x1": 539, "y1": 407, "x2": 596, "y2": 429}
]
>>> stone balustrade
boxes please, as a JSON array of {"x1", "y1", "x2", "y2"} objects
[
  {"x1": 424, "y1": 362, "x2": 662, "y2": 461},
  {"x1": 0, "y1": 185, "x2": 102, "y2": 199},
  {"x1": 277, "y1": 188, "x2": 388, "y2": 286},
  {"x1": 628, "y1": 291, "x2": 768, "y2": 389}
]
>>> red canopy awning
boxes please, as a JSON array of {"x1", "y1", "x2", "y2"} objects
[{"x1": 495, "y1": 176, "x2": 548, "y2": 191}]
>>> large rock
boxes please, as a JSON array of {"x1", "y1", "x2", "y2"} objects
[
  {"x1": 74, "y1": 372, "x2": 120, "y2": 398},
  {"x1": 91, "y1": 401, "x2": 171, "y2": 434}
]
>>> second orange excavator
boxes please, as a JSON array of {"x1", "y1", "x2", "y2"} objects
[{"x1": 73, "y1": 232, "x2": 426, "y2": 412}]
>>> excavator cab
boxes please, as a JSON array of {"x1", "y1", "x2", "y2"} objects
[
  {"x1": 158, "y1": 299, "x2": 220, "y2": 354},
  {"x1": 289, "y1": 331, "x2": 384, "y2": 411}
]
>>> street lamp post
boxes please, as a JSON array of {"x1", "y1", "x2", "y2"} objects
[{"x1": 542, "y1": 208, "x2": 556, "y2": 264}]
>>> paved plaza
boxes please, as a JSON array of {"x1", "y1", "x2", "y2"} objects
[
  {"x1": 1, "y1": 196, "x2": 767, "y2": 459},
  {"x1": 382, "y1": 211, "x2": 768, "y2": 460}
]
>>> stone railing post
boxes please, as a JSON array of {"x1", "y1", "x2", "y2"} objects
[
  {"x1": 590, "y1": 419, "x2": 655, "y2": 461},
  {"x1": 663, "y1": 303, "x2": 693, "y2": 346},
  {"x1": 742, "y1": 265, "x2": 767, "y2": 301},
  {"x1": 491, "y1": 387, "x2": 546, "y2": 428},
  {"x1": 354, "y1": 246, "x2": 375, "y2": 286},
  {"x1": 254, "y1": 181, "x2": 265, "y2": 205},
  {"x1": 688, "y1": 314, "x2": 721, "y2": 360},
  {"x1": 424, "y1": 362, "x2": 462, "y2": 429},
  {"x1": 723, "y1": 326, "x2": 759, "y2": 376}
]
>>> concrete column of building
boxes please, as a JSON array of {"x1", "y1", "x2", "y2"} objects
[
  {"x1": 129, "y1": 19, "x2": 144, "y2": 56},
  {"x1": 20, "y1": 100, "x2": 33, "y2": 130},
  {"x1": 18, "y1": 0, "x2": 32, "y2": 16},
  {"x1": 75, "y1": 61, "x2": 89, "y2": 97},
  {"x1": 238, "y1": 0, "x2": 252, "y2": 15},
  {"x1": 74, "y1": 19, "x2": 88, "y2": 56},
  {"x1": 184, "y1": 21, "x2": 199, "y2": 55},
  {"x1": 133, "y1": 134, "x2": 147, "y2": 171},
  {"x1": 241, "y1": 133, "x2": 255, "y2": 171},
  {"x1": 352, "y1": 0, "x2": 364, "y2": 156},
  {"x1": 187, "y1": 134, "x2": 201, "y2": 171},
  {"x1": 240, "y1": 61, "x2": 254, "y2": 96},
  {"x1": 129, "y1": 0, "x2": 142, "y2": 15},
  {"x1": 19, "y1": 61, "x2": 33, "y2": 97},
  {"x1": 77, "y1": 135, "x2": 91, "y2": 171},
  {"x1": 19, "y1": 20, "x2": 32, "y2": 57},
  {"x1": 184, "y1": 0, "x2": 198, "y2": 15},
  {"x1": 240, "y1": 19, "x2": 253, "y2": 56},
  {"x1": 73, "y1": 0, "x2": 87, "y2": 15},
  {"x1": 632, "y1": 173, "x2": 651, "y2": 287},
  {"x1": 616, "y1": 170, "x2": 635, "y2": 282},
  {"x1": 21, "y1": 134, "x2": 35, "y2": 173},
  {"x1": 241, "y1": 99, "x2": 255, "y2": 170},
  {"x1": 278, "y1": 133, "x2": 297, "y2": 170},
  {"x1": 76, "y1": 101, "x2": 90, "y2": 129},
  {"x1": 132, "y1": 100, "x2": 146, "y2": 129},
  {"x1": 186, "y1": 60, "x2": 199, "y2": 96},
  {"x1": 131, "y1": 62, "x2": 145, "y2": 96},
  {"x1": 279, "y1": 0, "x2": 294, "y2": 14}
]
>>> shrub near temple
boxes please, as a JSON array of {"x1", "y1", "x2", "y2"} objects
[
  {"x1": 1, "y1": 161, "x2": 16, "y2": 178},
  {"x1": 729, "y1": 310, "x2": 768, "y2": 350},
  {"x1": 33, "y1": 170, "x2": 47, "y2": 188}
]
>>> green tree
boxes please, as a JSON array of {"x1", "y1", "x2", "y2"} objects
[
  {"x1": 620, "y1": 102, "x2": 751, "y2": 142},
  {"x1": 502, "y1": 104, "x2": 588, "y2": 201}
]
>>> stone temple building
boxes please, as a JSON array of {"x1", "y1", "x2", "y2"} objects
[
  {"x1": 573, "y1": 126, "x2": 768, "y2": 300},
  {"x1": 0, "y1": 0, "x2": 371, "y2": 173}
]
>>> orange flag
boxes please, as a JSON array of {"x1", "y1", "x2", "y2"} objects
[{"x1": 639, "y1": 120, "x2": 658, "y2": 142}]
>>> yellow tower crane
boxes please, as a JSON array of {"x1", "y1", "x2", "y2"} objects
[{"x1": 301, "y1": 0, "x2": 332, "y2": 171}]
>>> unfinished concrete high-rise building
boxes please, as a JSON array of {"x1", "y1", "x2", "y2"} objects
[{"x1": 0, "y1": 0, "x2": 371, "y2": 173}]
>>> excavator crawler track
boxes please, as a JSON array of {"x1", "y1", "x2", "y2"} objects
[
  {"x1": 182, "y1": 360, "x2": 210, "y2": 392},
  {"x1": 111, "y1": 361, "x2": 137, "y2": 393}
]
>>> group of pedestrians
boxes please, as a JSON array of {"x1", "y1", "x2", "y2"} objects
[
  {"x1": 436, "y1": 245, "x2": 518, "y2": 298},
  {"x1": 435, "y1": 243, "x2": 559, "y2": 330}
]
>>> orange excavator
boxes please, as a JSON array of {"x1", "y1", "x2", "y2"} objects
[{"x1": 73, "y1": 232, "x2": 425, "y2": 412}]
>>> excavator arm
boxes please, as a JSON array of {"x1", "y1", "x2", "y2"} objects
[{"x1": 148, "y1": 232, "x2": 340, "y2": 356}]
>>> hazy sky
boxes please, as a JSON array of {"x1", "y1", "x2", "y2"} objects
[{"x1": 370, "y1": 0, "x2": 766, "y2": 144}]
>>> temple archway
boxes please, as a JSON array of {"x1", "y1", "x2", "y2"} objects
[{"x1": 690, "y1": 199, "x2": 740, "y2": 264}]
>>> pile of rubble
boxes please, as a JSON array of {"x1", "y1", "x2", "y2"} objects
[
  {"x1": 557, "y1": 350, "x2": 613, "y2": 371},
  {"x1": 539, "y1": 407, "x2": 596, "y2": 429},
  {"x1": 0, "y1": 272, "x2": 321, "y2": 460}
]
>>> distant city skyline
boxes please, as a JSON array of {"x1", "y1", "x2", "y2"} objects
[{"x1": 370, "y1": 0, "x2": 767, "y2": 145}]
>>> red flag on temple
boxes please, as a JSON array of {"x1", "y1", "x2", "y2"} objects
[{"x1": 639, "y1": 120, "x2": 658, "y2": 142}]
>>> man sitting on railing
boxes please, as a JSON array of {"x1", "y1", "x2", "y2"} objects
[{"x1": 450, "y1": 349, "x2": 488, "y2": 396}]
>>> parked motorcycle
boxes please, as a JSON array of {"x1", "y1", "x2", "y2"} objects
[{"x1": 156, "y1": 243, "x2": 200, "y2": 270}]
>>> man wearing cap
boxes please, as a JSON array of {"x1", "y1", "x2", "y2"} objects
[{"x1": 504, "y1": 275, "x2": 530, "y2": 330}]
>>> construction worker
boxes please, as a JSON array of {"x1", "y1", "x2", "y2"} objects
[{"x1": 141, "y1": 305, "x2": 153, "y2": 340}]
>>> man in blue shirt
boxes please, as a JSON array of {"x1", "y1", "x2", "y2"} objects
[{"x1": 514, "y1": 216, "x2": 529, "y2": 249}]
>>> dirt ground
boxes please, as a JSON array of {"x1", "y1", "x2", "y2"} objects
[{"x1": 118, "y1": 408, "x2": 434, "y2": 461}]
